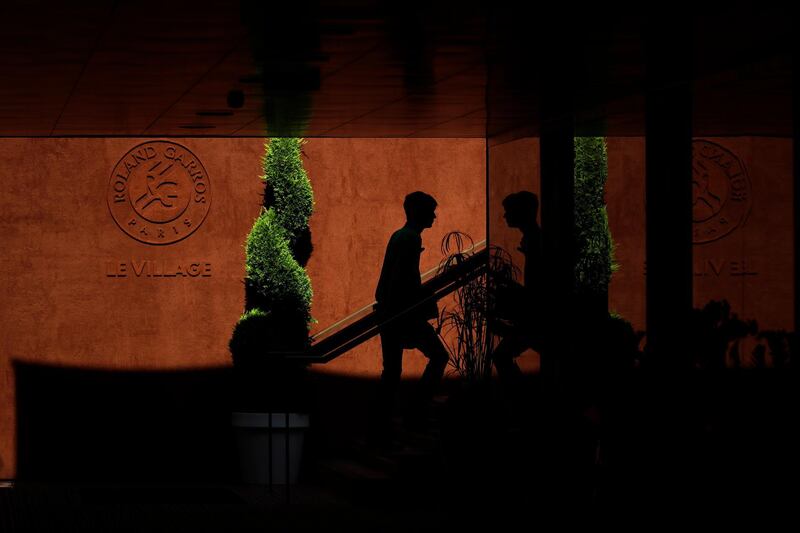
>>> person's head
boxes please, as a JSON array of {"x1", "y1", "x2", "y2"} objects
[
  {"x1": 404, "y1": 191, "x2": 437, "y2": 229},
  {"x1": 502, "y1": 191, "x2": 539, "y2": 229}
]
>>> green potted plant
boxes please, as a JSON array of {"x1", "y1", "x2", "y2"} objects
[{"x1": 229, "y1": 138, "x2": 314, "y2": 485}]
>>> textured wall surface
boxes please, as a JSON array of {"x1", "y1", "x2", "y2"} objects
[
  {"x1": 606, "y1": 137, "x2": 647, "y2": 330},
  {"x1": 304, "y1": 138, "x2": 488, "y2": 377},
  {"x1": 487, "y1": 137, "x2": 541, "y2": 372},
  {"x1": 488, "y1": 136, "x2": 794, "y2": 371},
  {"x1": 0, "y1": 137, "x2": 487, "y2": 478},
  {"x1": 0, "y1": 135, "x2": 791, "y2": 479},
  {"x1": 607, "y1": 137, "x2": 794, "y2": 337}
]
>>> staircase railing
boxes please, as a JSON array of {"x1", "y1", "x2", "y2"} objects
[{"x1": 278, "y1": 239, "x2": 487, "y2": 363}]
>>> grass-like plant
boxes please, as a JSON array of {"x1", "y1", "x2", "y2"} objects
[{"x1": 436, "y1": 232, "x2": 519, "y2": 386}]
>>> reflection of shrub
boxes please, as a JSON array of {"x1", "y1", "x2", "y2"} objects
[
  {"x1": 574, "y1": 137, "x2": 614, "y2": 296},
  {"x1": 600, "y1": 313, "x2": 642, "y2": 371},
  {"x1": 688, "y1": 300, "x2": 758, "y2": 370},
  {"x1": 637, "y1": 299, "x2": 796, "y2": 370},
  {"x1": 757, "y1": 330, "x2": 794, "y2": 369}
]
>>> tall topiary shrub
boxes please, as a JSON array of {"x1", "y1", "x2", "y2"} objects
[
  {"x1": 229, "y1": 138, "x2": 314, "y2": 409},
  {"x1": 572, "y1": 138, "x2": 627, "y2": 408},
  {"x1": 574, "y1": 136, "x2": 614, "y2": 297}
]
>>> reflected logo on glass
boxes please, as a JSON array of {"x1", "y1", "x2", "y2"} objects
[
  {"x1": 108, "y1": 141, "x2": 211, "y2": 245},
  {"x1": 692, "y1": 140, "x2": 751, "y2": 244}
]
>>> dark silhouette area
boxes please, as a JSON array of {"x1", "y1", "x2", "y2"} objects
[
  {"x1": 490, "y1": 191, "x2": 543, "y2": 392},
  {"x1": 228, "y1": 306, "x2": 312, "y2": 413},
  {"x1": 383, "y1": 1, "x2": 436, "y2": 96},
  {"x1": 586, "y1": 300, "x2": 797, "y2": 515},
  {"x1": 489, "y1": 190, "x2": 608, "y2": 506},
  {"x1": 370, "y1": 191, "x2": 449, "y2": 444},
  {"x1": 483, "y1": 190, "x2": 798, "y2": 514},
  {"x1": 688, "y1": 299, "x2": 758, "y2": 370},
  {"x1": 13, "y1": 362, "x2": 238, "y2": 482},
  {"x1": 635, "y1": 299, "x2": 795, "y2": 372}
]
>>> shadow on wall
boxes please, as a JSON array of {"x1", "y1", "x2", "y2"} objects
[{"x1": 14, "y1": 362, "x2": 238, "y2": 482}]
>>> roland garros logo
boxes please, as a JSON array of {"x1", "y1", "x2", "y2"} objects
[
  {"x1": 108, "y1": 141, "x2": 211, "y2": 245},
  {"x1": 692, "y1": 140, "x2": 751, "y2": 244}
]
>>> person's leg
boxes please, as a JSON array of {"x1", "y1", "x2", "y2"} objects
[
  {"x1": 492, "y1": 333, "x2": 526, "y2": 385},
  {"x1": 406, "y1": 322, "x2": 449, "y2": 428},
  {"x1": 370, "y1": 330, "x2": 404, "y2": 443},
  {"x1": 491, "y1": 332, "x2": 529, "y2": 426}
]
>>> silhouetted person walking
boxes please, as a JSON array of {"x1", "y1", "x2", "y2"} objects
[
  {"x1": 492, "y1": 191, "x2": 543, "y2": 399},
  {"x1": 371, "y1": 191, "x2": 449, "y2": 442}
]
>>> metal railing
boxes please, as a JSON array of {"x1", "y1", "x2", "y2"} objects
[{"x1": 271, "y1": 239, "x2": 487, "y2": 363}]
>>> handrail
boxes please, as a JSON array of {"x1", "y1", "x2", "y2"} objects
[
  {"x1": 279, "y1": 240, "x2": 488, "y2": 363},
  {"x1": 309, "y1": 239, "x2": 487, "y2": 343},
  {"x1": 308, "y1": 302, "x2": 374, "y2": 345}
]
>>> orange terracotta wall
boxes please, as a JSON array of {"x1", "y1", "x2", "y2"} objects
[
  {"x1": 488, "y1": 136, "x2": 795, "y2": 366},
  {"x1": 691, "y1": 137, "x2": 793, "y2": 332},
  {"x1": 607, "y1": 137, "x2": 795, "y2": 339},
  {"x1": 487, "y1": 137, "x2": 541, "y2": 372},
  {"x1": 606, "y1": 137, "x2": 646, "y2": 331},
  {"x1": 1, "y1": 135, "x2": 791, "y2": 478},
  {"x1": 304, "y1": 139, "x2": 487, "y2": 377},
  {"x1": 0, "y1": 137, "x2": 487, "y2": 478}
]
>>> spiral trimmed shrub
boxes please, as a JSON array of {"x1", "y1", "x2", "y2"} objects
[
  {"x1": 263, "y1": 138, "x2": 314, "y2": 243},
  {"x1": 245, "y1": 209, "x2": 312, "y2": 320},
  {"x1": 230, "y1": 138, "x2": 314, "y2": 368}
]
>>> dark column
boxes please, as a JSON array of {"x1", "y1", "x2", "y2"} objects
[
  {"x1": 642, "y1": 13, "x2": 695, "y2": 509},
  {"x1": 538, "y1": 63, "x2": 577, "y2": 509},
  {"x1": 538, "y1": 11, "x2": 576, "y2": 383},
  {"x1": 794, "y1": 50, "x2": 799, "y2": 335},
  {"x1": 540, "y1": 114, "x2": 575, "y2": 380},
  {"x1": 645, "y1": 16, "x2": 693, "y2": 368}
]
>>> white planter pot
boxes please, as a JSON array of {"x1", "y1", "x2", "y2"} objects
[{"x1": 231, "y1": 412, "x2": 310, "y2": 485}]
